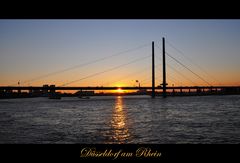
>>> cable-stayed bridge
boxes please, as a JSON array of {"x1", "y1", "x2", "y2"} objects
[{"x1": 1, "y1": 37, "x2": 240, "y2": 98}]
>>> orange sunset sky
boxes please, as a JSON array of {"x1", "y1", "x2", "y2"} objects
[{"x1": 1, "y1": 20, "x2": 240, "y2": 90}]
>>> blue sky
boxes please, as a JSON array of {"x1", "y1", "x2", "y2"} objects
[{"x1": 0, "y1": 19, "x2": 240, "y2": 86}]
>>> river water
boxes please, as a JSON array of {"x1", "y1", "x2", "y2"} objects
[{"x1": 0, "y1": 95, "x2": 240, "y2": 144}]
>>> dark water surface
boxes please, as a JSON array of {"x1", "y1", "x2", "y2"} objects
[{"x1": 0, "y1": 95, "x2": 240, "y2": 144}]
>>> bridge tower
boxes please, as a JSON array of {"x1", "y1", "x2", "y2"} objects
[
  {"x1": 152, "y1": 41, "x2": 155, "y2": 98},
  {"x1": 161, "y1": 37, "x2": 167, "y2": 98}
]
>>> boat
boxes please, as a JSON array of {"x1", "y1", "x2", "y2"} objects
[
  {"x1": 49, "y1": 95, "x2": 61, "y2": 99},
  {"x1": 78, "y1": 96, "x2": 90, "y2": 99}
]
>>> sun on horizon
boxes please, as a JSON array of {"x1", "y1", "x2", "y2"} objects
[{"x1": 115, "y1": 88, "x2": 125, "y2": 93}]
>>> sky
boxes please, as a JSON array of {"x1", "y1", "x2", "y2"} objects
[{"x1": 0, "y1": 19, "x2": 240, "y2": 87}]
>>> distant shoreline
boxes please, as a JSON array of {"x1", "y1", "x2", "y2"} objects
[{"x1": 1, "y1": 92, "x2": 240, "y2": 99}]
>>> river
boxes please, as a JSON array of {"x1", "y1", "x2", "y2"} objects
[{"x1": 0, "y1": 95, "x2": 240, "y2": 144}]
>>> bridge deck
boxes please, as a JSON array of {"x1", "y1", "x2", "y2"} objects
[{"x1": 0, "y1": 86, "x2": 240, "y2": 90}]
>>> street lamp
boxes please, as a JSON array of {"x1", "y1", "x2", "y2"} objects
[{"x1": 136, "y1": 80, "x2": 140, "y2": 88}]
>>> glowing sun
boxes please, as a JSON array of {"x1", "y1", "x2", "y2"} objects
[{"x1": 116, "y1": 88, "x2": 124, "y2": 93}]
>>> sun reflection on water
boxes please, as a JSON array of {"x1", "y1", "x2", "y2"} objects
[{"x1": 110, "y1": 96, "x2": 131, "y2": 143}]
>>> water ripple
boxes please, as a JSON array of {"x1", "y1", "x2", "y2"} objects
[{"x1": 0, "y1": 95, "x2": 240, "y2": 144}]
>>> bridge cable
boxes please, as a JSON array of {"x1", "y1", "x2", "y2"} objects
[
  {"x1": 12, "y1": 43, "x2": 151, "y2": 86},
  {"x1": 165, "y1": 39, "x2": 222, "y2": 85},
  {"x1": 166, "y1": 52, "x2": 212, "y2": 86},
  {"x1": 60, "y1": 55, "x2": 151, "y2": 86},
  {"x1": 155, "y1": 46, "x2": 198, "y2": 86},
  {"x1": 102, "y1": 65, "x2": 150, "y2": 86}
]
